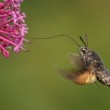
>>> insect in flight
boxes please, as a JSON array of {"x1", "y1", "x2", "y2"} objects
[{"x1": 31, "y1": 34, "x2": 110, "y2": 87}]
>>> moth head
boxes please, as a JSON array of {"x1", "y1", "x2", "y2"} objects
[
  {"x1": 80, "y1": 47, "x2": 87, "y2": 55},
  {"x1": 79, "y1": 35, "x2": 92, "y2": 56},
  {"x1": 80, "y1": 47, "x2": 91, "y2": 56}
]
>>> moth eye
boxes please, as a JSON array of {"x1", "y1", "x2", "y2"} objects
[{"x1": 82, "y1": 49, "x2": 86, "y2": 54}]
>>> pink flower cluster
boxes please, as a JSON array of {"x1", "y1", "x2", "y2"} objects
[{"x1": 0, "y1": 0, "x2": 28, "y2": 58}]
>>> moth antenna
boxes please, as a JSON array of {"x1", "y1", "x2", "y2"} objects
[
  {"x1": 29, "y1": 34, "x2": 81, "y2": 47},
  {"x1": 85, "y1": 34, "x2": 88, "y2": 47},
  {"x1": 79, "y1": 36, "x2": 87, "y2": 47}
]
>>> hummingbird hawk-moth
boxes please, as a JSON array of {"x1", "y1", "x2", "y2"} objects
[
  {"x1": 31, "y1": 34, "x2": 110, "y2": 87},
  {"x1": 59, "y1": 34, "x2": 110, "y2": 87}
]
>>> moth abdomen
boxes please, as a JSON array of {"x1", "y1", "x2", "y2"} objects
[{"x1": 96, "y1": 69, "x2": 110, "y2": 86}]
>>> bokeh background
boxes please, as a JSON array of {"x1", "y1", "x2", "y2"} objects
[{"x1": 1, "y1": 0, "x2": 110, "y2": 110}]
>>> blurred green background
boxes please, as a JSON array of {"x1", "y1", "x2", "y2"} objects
[{"x1": 1, "y1": 0, "x2": 110, "y2": 110}]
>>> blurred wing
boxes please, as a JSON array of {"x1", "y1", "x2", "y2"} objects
[
  {"x1": 59, "y1": 69, "x2": 96, "y2": 85},
  {"x1": 68, "y1": 54, "x2": 84, "y2": 67},
  {"x1": 59, "y1": 69, "x2": 76, "y2": 80},
  {"x1": 74, "y1": 70, "x2": 96, "y2": 85}
]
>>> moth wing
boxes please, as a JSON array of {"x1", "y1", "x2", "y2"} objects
[
  {"x1": 74, "y1": 70, "x2": 96, "y2": 85},
  {"x1": 68, "y1": 54, "x2": 84, "y2": 67},
  {"x1": 59, "y1": 69, "x2": 96, "y2": 85},
  {"x1": 58, "y1": 69, "x2": 76, "y2": 80}
]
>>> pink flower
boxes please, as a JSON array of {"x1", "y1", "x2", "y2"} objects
[{"x1": 0, "y1": 0, "x2": 28, "y2": 58}]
